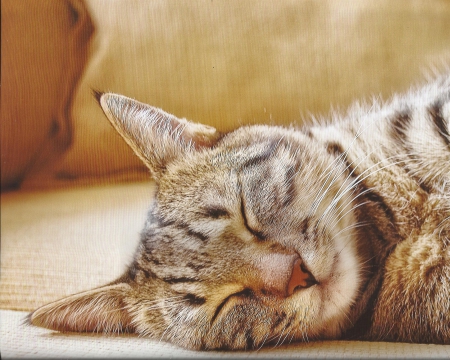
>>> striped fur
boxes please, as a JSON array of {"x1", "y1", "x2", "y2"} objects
[{"x1": 30, "y1": 74, "x2": 449, "y2": 349}]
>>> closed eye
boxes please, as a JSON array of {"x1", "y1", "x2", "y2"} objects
[
  {"x1": 211, "y1": 288, "x2": 254, "y2": 325},
  {"x1": 240, "y1": 201, "x2": 267, "y2": 241}
]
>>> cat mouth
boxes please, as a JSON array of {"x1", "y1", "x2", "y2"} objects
[{"x1": 210, "y1": 258, "x2": 318, "y2": 325}]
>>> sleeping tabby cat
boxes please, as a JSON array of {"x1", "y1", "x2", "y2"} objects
[{"x1": 30, "y1": 74, "x2": 449, "y2": 350}]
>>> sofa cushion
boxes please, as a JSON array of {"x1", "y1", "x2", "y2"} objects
[
  {"x1": 2, "y1": 309, "x2": 449, "y2": 358},
  {"x1": 0, "y1": 182, "x2": 153, "y2": 311},
  {"x1": 1, "y1": 0, "x2": 93, "y2": 191},
  {"x1": 13, "y1": 0, "x2": 450, "y2": 190},
  {"x1": 2, "y1": 182, "x2": 450, "y2": 357}
]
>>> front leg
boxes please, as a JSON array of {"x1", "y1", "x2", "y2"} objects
[{"x1": 367, "y1": 212, "x2": 450, "y2": 344}]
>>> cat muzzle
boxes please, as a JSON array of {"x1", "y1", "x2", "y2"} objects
[{"x1": 255, "y1": 253, "x2": 317, "y2": 298}]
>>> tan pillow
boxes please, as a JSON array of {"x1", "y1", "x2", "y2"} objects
[
  {"x1": 1, "y1": 0, "x2": 93, "y2": 191},
  {"x1": 19, "y1": 0, "x2": 450, "y2": 189}
]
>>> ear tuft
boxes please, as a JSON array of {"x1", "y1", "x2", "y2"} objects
[
  {"x1": 98, "y1": 93, "x2": 221, "y2": 180},
  {"x1": 29, "y1": 284, "x2": 135, "y2": 334},
  {"x1": 92, "y1": 89, "x2": 104, "y2": 105}
]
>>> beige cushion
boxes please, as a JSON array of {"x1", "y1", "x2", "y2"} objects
[
  {"x1": 2, "y1": 309, "x2": 449, "y2": 358},
  {"x1": 18, "y1": 0, "x2": 450, "y2": 190},
  {"x1": 1, "y1": 0, "x2": 93, "y2": 190},
  {"x1": 0, "y1": 182, "x2": 153, "y2": 310},
  {"x1": 2, "y1": 182, "x2": 450, "y2": 357}
]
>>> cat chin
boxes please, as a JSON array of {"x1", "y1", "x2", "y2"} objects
[{"x1": 317, "y1": 319, "x2": 348, "y2": 340}]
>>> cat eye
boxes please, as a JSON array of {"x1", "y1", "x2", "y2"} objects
[
  {"x1": 247, "y1": 227, "x2": 267, "y2": 241},
  {"x1": 211, "y1": 288, "x2": 254, "y2": 324},
  {"x1": 240, "y1": 202, "x2": 267, "y2": 241}
]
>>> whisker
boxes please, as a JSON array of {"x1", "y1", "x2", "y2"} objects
[
  {"x1": 308, "y1": 122, "x2": 373, "y2": 215},
  {"x1": 329, "y1": 220, "x2": 371, "y2": 243},
  {"x1": 272, "y1": 324, "x2": 289, "y2": 349},
  {"x1": 316, "y1": 155, "x2": 409, "y2": 232},
  {"x1": 256, "y1": 332, "x2": 271, "y2": 351}
]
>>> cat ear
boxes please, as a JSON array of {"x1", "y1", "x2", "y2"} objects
[
  {"x1": 96, "y1": 92, "x2": 221, "y2": 180},
  {"x1": 29, "y1": 283, "x2": 135, "y2": 333}
]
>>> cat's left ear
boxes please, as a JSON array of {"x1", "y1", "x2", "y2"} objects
[
  {"x1": 96, "y1": 92, "x2": 221, "y2": 180},
  {"x1": 29, "y1": 282, "x2": 135, "y2": 333}
]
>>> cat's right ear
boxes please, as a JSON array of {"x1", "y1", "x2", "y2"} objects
[{"x1": 95, "y1": 91, "x2": 221, "y2": 180}]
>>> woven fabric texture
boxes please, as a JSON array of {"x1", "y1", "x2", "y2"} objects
[
  {"x1": 3, "y1": 309, "x2": 449, "y2": 358},
  {"x1": 2, "y1": 182, "x2": 450, "y2": 357}
]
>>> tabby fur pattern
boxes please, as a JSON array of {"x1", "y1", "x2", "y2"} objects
[{"x1": 30, "y1": 74, "x2": 450, "y2": 350}]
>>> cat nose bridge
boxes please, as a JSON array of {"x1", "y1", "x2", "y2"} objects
[{"x1": 252, "y1": 253, "x2": 317, "y2": 297}]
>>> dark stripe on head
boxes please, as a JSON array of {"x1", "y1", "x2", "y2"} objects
[
  {"x1": 325, "y1": 143, "x2": 396, "y2": 232},
  {"x1": 184, "y1": 293, "x2": 206, "y2": 306},
  {"x1": 363, "y1": 190, "x2": 396, "y2": 227},
  {"x1": 429, "y1": 101, "x2": 450, "y2": 149},
  {"x1": 128, "y1": 263, "x2": 138, "y2": 281},
  {"x1": 164, "y1": 276, "x2": 198, "y2": 284},
  {"x1": 391, "y1": 110, "x2": 412, "y2": 144},
  {"x1": 240, "y1": 200, "x2": 267, "y2": 241},
  {"x1": 388, "y1": 111, "x2": 432, "y2": 191},
  {"x1": 326, "y1": 142, "x2": 346, "y2": 158},
  {"x1": 154, "y1": 213, "x2": 175, "y2": 228},
  {"x1": 325, "y1": 141, "x2": 360, "y2": 178},
  {"x1": 241, "y1": 140, "x2": 279, "y2": 169},
  {"x1": 300, "y1": 217, "x2": 310, "y2": 234},
  {"x1": 186, "y1": 228, "x2": 209, "y2": 242},
  {"x1": 172, "y1": 222, "x2": 209, "y2": 242},
  {"x1": 147, "y1": 256, "x2": 161, "y2": 265},
  {"x1": 202, "y1": 206, "x2": 230, "y2": 219},
  {"x1": 128, "y1": 262, "x2": 155, "y2": 281},
  {"x1": 187, "y1": 262, "x2": 206, "y2": 271}
]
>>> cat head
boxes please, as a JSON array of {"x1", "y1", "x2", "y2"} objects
[{"x1": 30, "y1": 93, "x2": 371, "y2": 350}]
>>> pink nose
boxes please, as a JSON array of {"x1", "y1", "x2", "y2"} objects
[
  {"x1": 255, "y1": 253, "x2": 317, "y2": 297},
  {"x1": 287, "y1": 257, "x2": 317, "y2": 295}
]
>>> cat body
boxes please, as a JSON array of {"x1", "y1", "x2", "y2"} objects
[{"x1": 30, "y1": 75, "x2": 450, "y2": 350}]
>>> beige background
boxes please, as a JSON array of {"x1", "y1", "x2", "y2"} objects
[
  {"x1": 1, "y1": 1, "x2": 450, "y2": 356},
  {"x1": 3, "y1": 0, "x2": 450, "y2": 190}
]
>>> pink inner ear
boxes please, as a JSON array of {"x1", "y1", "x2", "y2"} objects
[
  {"x1": 176, "y1": 120, "x2": 221, "y2": 149},
  {"x1": 190, "y1": 132, "x2": 221, "y2": 149}
]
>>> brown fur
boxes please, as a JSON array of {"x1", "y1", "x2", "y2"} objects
[{"x1": 30, "y1": 75, "x2": 449, "y2": 350}]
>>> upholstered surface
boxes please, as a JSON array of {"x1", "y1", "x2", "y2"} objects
[
  {"x1": 62, "y1": 0, "x2": 450, "y2": 183},
  {"x1": 5, "y1": 0, "x2": 450, "y2": 191},
  {"x1": 2, "y1": 0, "x2": 94, "y2": 191},
  {"x1": 0, "y1": 182, "x2": 153, "y2": 311},
  {"x1": 2, "y1": 310, "x2": 450, "y2": 359},
  {"x1": 2, "y1": 182, "x2": 450, "y2": 358},
  {"x1": 2, "y1": 1, "x2": 450, "y2": 357}
]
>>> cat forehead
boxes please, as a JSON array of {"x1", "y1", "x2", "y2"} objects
[
  {"x1": 159, "y1": 145, "x2": 291, "y2": 203},
  {"x1": 165, "y1": 125, "x2": 306, "y2": 176}
]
